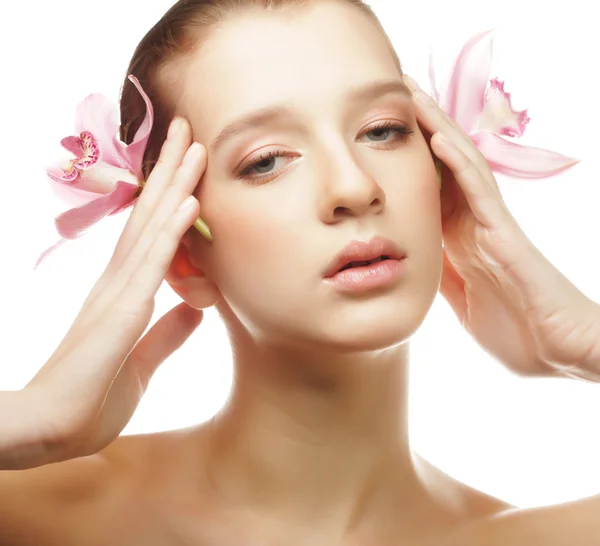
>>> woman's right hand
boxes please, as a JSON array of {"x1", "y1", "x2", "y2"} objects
[{"x1": 0, "y1": 118, "x2": 207, "y2": 470}]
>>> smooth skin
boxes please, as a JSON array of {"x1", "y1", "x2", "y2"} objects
[
  {"x1": 408, "y1": 75, "x2": 600, "y2": 382},
  {"x1": 0, "y1": 122, "x2": 206, "y2": 471},
  {"x1": 0, "y1": 120, "x2": 598, "y2": 546},
  {"x1": 2, "y1": 2, "x2": 600, "y2": 544}
]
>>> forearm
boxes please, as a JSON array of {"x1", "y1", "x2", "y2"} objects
[{"x1": 0, "y1": 388, "x2": 64, "y2": 470}]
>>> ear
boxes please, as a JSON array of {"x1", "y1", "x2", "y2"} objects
[{"x1": 165, "y1": 236, "x2": 221, "y2": 310}]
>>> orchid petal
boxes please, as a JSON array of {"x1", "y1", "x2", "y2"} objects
[
  {"x1": 74, "y1": 93, "x2": 131, "y2": 171},
  {"x1": 428, "y1": 43, "x2": 440, "y2": 103},
  {"x1": 60, "y1": 136, "x2": 85, "y2": 158},
  {"x1": 72, "y1": 132, "x2": 101, "y2": 171},
  {"x1": 471, "y1": 131, "x2": 581, "y2": 178},
  {"x1": 75, "y1": 163, "x2": 139, "y2": 195},
  {"x1": 55, "y1": 181, "x2": 138, "y2": 239},
  {"x1": 124, "y1": 75, "x2": 155, "y2": 180},
  {"x1": 476, "y1": 78, "x2": 530, "y2": 137},
  {"x1": 34, "y1": 238, "x2": 68, "y2": 270},
  {"x1": 47, "y1": 164, "x2": 79, "y2": 184},
  {"x1": 443, "y1": 29, "x2": 495, "y2": 133},
  {"x1": 47, "y1": 175, "x2": 102, "y2": 208}
]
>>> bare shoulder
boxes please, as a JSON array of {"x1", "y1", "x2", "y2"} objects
[
  {"x1": 2, "y1": 431, "x2": 599, "y2": 546},
  {"x1": 416, "y1": 456, "x2": 600, "y2": 545},
  {"x1": 0, "y1": 434, "x2": 151, "y2": 546},
  {"x1": 453, "y1": 494, "x2": 600, "y2": 546},
  {"x1": 494, "y1": 494, "x2": 600, "y2": 545}
]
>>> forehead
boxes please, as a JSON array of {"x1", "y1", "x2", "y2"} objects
[{"x1": 175, "y1": 2, "x2": 401, "y2": 136}]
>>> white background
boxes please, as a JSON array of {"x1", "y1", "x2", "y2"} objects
[{"x1": 0, "y1": 0, "x2": 598, "y2": 508}]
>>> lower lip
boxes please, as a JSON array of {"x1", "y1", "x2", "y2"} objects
[{"x1": 324, "y1": 258, "x2": 407, "y2": 293}]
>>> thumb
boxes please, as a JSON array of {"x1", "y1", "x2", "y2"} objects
[{"x1": 130, "y1": 302, "x2": 204, "y2": 387}]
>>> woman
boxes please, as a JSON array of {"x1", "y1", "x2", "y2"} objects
[{"x1": 1, "y1": 0, "x2": 599, "y2": 544}]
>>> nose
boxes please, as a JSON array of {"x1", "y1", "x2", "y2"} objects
[{"x1": 318, "y1": 145, "x2": 386, "y2": 224}]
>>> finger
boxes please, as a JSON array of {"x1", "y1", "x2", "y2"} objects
[
  {"x1": 416, "y1": 94, "x2": 490, "y2": 175},
  {"x1": 118, "y1": 192, "x2": 201, "y2": 311},
  {"x1": 79, "y1": 151, "x2": 203, "y2": 341},
  {"x1": 419, "y1": 122, "x2": 468, "y2": 221},
  {"x1": 411, "y1": 81, "x2": 508, "y2": 228},
  {"x1": 407, "y1": 82, "x2": 504, "y2": 216},
  {"x1": 128, "y1": 302, "x2": 204, "y2": 389},
  {"x1": 33, "y1": 136, "x2": 206, "y2": 431},
  {"x1": 88, "y1": 303, "x2": 204, "y2": 451},
  {"x1": 76, "y1": 140, "x2": 206, "y2": 332},
  {"x1": 404, "y1": 76, "x2": 491, "y2": 175},
  {"x1": 110, "y1": 117, "x2": 193, "y2": 269},
  {"x1": 403, "y1": 75, "x2": 473, "y2": 146},
  {"x1": 108, "y1": 143, "x2": 206, "y2": 302},
  {"x1": 75, "y1": 118, "x2": 194, "y2": 318},
  {"x1": 431, "y1": 132, "x2": 510, "y2": 230},
  {"x1": 35, "y1": 297, "x2": 156, "y2": 430}
]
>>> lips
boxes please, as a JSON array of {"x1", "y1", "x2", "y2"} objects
[
  {"x1": 324, "y1": 235, "x2": 407, "y2": 278},
  {"x1": 338, "y1": 255, "x2": 390, "y2": 272}
]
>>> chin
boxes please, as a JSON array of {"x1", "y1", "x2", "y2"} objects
[{"x1": 309, "y1": 301, "x2": 430, "y2": 354}]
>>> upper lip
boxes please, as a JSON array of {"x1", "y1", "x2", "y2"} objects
[{"x1": 324, "y1": 235, "x2": 407, "y2": 278}]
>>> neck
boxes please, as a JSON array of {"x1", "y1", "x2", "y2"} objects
[{"x1": 204, "y1": 338, "x2": 441, "y2": 538}]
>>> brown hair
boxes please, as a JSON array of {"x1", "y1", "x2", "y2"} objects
[{"x1": 119, "y1": 0, "x2": 402, "y2": 182}]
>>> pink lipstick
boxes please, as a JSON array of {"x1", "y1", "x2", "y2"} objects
[{"x1": 323, "y1": 235, "x2": 407, "y2": 293}]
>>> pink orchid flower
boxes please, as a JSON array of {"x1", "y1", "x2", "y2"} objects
[
  {"x1": 35, "y1": 75, "x2": 153, "y2": 269},
  {"x1": 428, "y1": 29, "x2": 580, "y2": 178}
]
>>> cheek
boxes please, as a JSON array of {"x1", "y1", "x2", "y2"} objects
[
  {"x1": 390, "y1": 157, "x2": 442, "y2": 236},
  {"x1": 412, "y1": 177, "x2": 444, "y2": 283},
  {"x1": 387, "y1": 161, "x2": 443, "y2": 282},
  {"x1": 204, "y1": 189, "x2": 303, "y2": 287},
  {"x1": 415, "y1": 178, "x2": 443, "y2": 232},
  {"x1": 414, "y1": 183, "x2": 443, "y2": 255}
]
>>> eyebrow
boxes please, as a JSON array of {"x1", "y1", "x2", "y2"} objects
[{"x1": 209, "y1": 79, "x2": 411, "y2": 154}]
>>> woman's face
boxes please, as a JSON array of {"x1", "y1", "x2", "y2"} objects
[{"x1": 175, "y1": 0, "x2": 443, "y2": 352}]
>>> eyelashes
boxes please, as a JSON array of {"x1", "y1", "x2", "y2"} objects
[{"x1": 235, "y1": 120, "x2": 415, "y2": 185}]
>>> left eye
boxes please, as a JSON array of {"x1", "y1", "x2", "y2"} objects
[
  {"x1": 360, "y1": 121, "x2": 414, "y2": 144},
  {"x1": 237, "y1": 121, "x2": 414, "y2": 182}
]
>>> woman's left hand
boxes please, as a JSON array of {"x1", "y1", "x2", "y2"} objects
[{"x1": 404, "y1": 75, "x2": 600, "y2": 381}]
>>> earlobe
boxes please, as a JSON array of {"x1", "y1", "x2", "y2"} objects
[
  {"x1": 166, "y1": 243, "x2": 221, "y2": 310},
  {"x1": 167, "y1": 244, "x2": 203, "y2": 282}
]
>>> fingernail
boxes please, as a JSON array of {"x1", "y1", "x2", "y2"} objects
[
  {"x1": 177, "y1": 195, "x2": 196, "y2": 213},
  {"x1": 438, "y1": 132, "x2": 453, "y2": 147},
  {"x1": 183, "y1": 142, "x2": 201, "y2": 165},
  {"x1": 168, "y1": 118, "x2": 183, "y2": 140}
]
